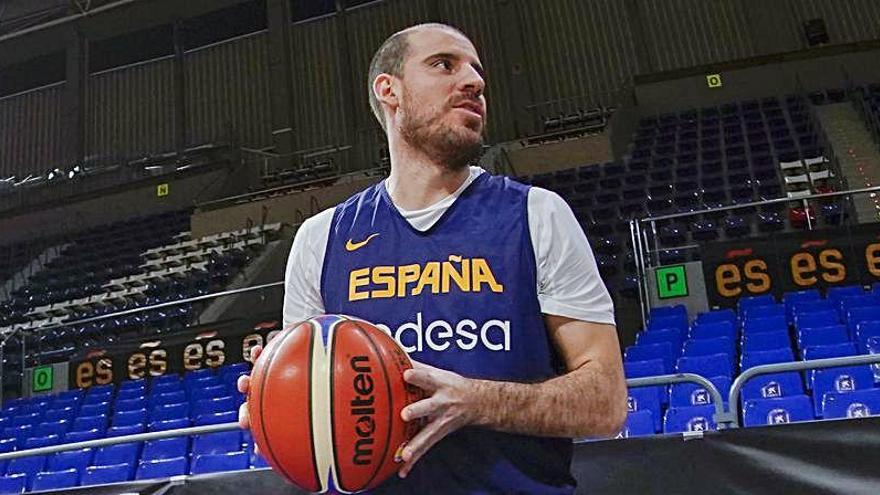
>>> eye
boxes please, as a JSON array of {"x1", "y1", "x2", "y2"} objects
[{"x1": 433, "y1": 59, "x2": 453, "y2": 71}]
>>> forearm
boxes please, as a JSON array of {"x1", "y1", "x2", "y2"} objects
[{"x1": 469, "y1": 361, "x2": 627, "y2": 438}]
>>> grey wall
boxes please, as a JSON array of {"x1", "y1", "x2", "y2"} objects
[{"x1": 3, "y1": 0, "x2": 880, "y2": 181}]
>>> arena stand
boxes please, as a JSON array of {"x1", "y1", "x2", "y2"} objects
[{"x1": 0, "y1": 81, "x2": 878, "y2": 492}]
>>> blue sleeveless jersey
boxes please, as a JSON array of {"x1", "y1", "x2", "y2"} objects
[{"x1": 320, "y1": 173, "x2": 575, "y2": 494}]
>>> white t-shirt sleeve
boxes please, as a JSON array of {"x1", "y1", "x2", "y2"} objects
[
  {"x1": 282, "y1": 208, "x2": 333, "y2": 327},
  {"x1": 528, "y1": 187, "x2": 616, "y2": 325}
]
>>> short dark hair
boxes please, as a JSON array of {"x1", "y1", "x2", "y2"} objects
[{"x1": 367, "y1": 23, "x2": 468, "y2": 132}]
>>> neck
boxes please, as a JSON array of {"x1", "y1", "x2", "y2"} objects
[{"x1": 385, "y1": 131, "x2": 471, "y2": 211}]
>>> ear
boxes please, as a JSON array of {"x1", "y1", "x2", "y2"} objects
[{"x1": 373, "y1": 73, "x2": 399, "y2": 111}]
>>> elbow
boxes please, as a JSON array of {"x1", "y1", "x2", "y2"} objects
[{"x1": 589, "y1": 383, "x2": 629, "y2": 439}]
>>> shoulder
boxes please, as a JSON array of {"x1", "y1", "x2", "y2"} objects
[
  {"x1": 527, "y1": 186, "x2": 570, "y2": 214},
  {"x1": 295, "y1": 207, "x2": 335, "y2": 247}
]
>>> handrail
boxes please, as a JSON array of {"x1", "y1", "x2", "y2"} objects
[
  {"x1": 728, "y1": 354, "x2": 880, "y2": 422},
  {"x1": 626, "y1": 373, "x2": 732, "y2": 428},
  {"x1": 636, "y1": 184, "x2": 880, "y2": 224},
  {"x1": 0, "y1": 422, "x2": 240, "y2": 461},
  {"x1": 9, "y1": 281, "x2": 285, "y2": 335}
]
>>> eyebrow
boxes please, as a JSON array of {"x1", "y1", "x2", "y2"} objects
[{"x1": 425, "y1": 52, "x2": 485, "y2": 79}]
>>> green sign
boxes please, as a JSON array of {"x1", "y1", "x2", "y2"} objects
[
  {"x1": 656, "y1": 265, "x2": 689, "y2": 299},
  {"x1": 33, "y1": 365, "x2": 54, "y2": 393}
]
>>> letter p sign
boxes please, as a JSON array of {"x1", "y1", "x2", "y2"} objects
[{"x1": 656, "y1": 265, "x2": 689, "y2": 299}]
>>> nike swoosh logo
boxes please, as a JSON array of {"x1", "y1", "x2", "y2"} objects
[{"x1": 345, "y1": 233, "x2": 380, "y2": 252}]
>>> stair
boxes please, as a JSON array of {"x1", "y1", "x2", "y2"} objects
[
  {"x1": 815, "y1": 103, "x2": 880, "y2": 223},
  {"x1": 0, "y1": 243, "x2": 70, "y2": 299}
]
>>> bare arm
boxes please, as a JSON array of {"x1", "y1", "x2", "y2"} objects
[
  {"x1": 397, "y1": 314, "x2": 628, "y2": 477},
  {"x1": 469, "y1": 315, "x2": 627, "y2": 438}
]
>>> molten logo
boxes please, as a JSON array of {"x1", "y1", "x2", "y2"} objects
[{"x1": 350, "y1": 355, "x2": 376, "y2": 466}]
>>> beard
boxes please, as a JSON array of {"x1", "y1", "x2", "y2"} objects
[{"x1": 398, "y1": 91, "x2": 484, "y2": 171}]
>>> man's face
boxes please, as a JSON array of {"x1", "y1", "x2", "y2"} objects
[{"x1": 394, "y1": 28, "x2": 487, "y2": 170}]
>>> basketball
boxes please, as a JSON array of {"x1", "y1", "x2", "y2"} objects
[{"x1": 247, "y1": 314, "x2": 423, "y2": 493}]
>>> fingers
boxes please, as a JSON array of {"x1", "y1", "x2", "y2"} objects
[
  {"x1": 401, "y1": 397, "x2": 438, "y2": 422},
  {"x1": 251, "y1": 345, "x2": 263, "y2": 362},
  {"x1": 237, "y1": 374, "x2": 251, "y2": 395},
  {"x1": 237, "y1": 401, "x2": 250, "y2": 430},
  {"x1": 398, "y1": 417, "x2": 449, "y2": 478},
  {"x1": 403, "y1": 368, "x2": 438, "y2": 392}
]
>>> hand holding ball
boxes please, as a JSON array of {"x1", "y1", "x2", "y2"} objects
[{"x1": 242, "y1": 315, "x2": 423, "y2": 493}]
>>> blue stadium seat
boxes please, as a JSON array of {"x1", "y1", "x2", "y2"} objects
[
  {"x1": 192, "y1": 431, "x2": 242, "y2": 456},
  {"x1": 741, "y1": 331, "x2": 791, "y2": 353},
  {"x1": 847, "y1": 307, "x2": 880, "y2": 336},
  {"x1": 50, "y1": 397, "x2": 79, "y2": 410},
  {"x1": 5, "y1": 455, "x2": 46, "y2": 480},
  {"x1": 150, "y1": 391, "x2": 187, "y2": 406},
  {"x1": 150, "y1": 402, "x2": 190, "y2": 422},
  {"x1": 742, "y1": 303, "x2": 785, "y2": 321},
  {"x1": 695, "y1": 309, "x2": 736, "y2": 325},
  {"x1": 149, "y1": 418, "x2": 191, "y2": 431},
  {"x1": 113, "y1": 408, "x2": 147, "y2": 427},
  {"x1": 614, "y1": 410, "x2": 655, "y2": 439},
  {"x1": 107, "y1": 424, "x2": 145, "y2": 437},
  {"x1": 190, "y1": 451, "x2": 249, "y2": 475},
  {"x1": 195, "y1": 410, "x2": 238, "y2": 426},
  {"x1": 190, "y1": 385, "x2": 229, "y2": 401},
  {"x1": 683, "y1": 337, "x2": 734, "y2": 358},
  {"x1": 624, "y1": 343, "x2": 675, "y2": 372},
  {"x1": 855, "y1": 321, "x2": 880, "y2": 350},
  {"x1": 690, "y1": 321, "x2": 736, "y2": 341},
  {"x1": 647, "y1": 315, "x2": 688, "y2": 334},
  {"x1": 42, "y1": 407, "x2": 76, "y2": 423},
  {"x1": 677, "y1": 354, "x2": 733, "y2": 379},
  {"x1": 24, "y1": 435, "x2": 60, "y2": 449},
  {"x1": 0, "y1": 438, "x2": 15, "y2": 454},
  {"x1": 136, "y1": 457, "x2": 188, "y2": 480},
  {"x1": 838, "y1": 295, "x2": 878, "y2": 315},
  {"x1": 142, "y1": 437, "x2": 189, "y2": 461},
  {"x1": 827, "y1": 285, "x2": 865, "y2": 305},
  {"x1": 0, "y1": 474, "x2": 26, "y2": 495},
  {"x1": 741, "y1": 347, "x2": 794, "y2": 370},
  {"x1": 152, "y1": 383, "x2": 185, "y2": 396},
  {"x1": 624, "y1": 359, "x2": 666, "y2": 379},
  {"x1": 812, "y1": 366, "x2": 876, "y2": 417},
  {"x1": 663, "y1": 405, "x2": 716, "y2": 433},
  {"x1": 669, "y1": 376, "x2": 731, "y2": 408},
  {"x1": 81, "y1": 463, "x2": 134, "y2": 486},
  {"x1": 743, "y1": 395, "x2": 814, "y2": 427},
  {"x1": 739, "y1": 295, "x2": 779, "y2": 313},
  {"x1": 72, "y1": 415, "x2": 107, "y2": 433},
  {"x1": 742, "y1": 315, "x2": 787, "y2": 335},
  {"x1": 823, "y1": 388, "x2": 880, "y2": 419},
  {"x1": 65, "y1": 428, "x2": 102, "y2": 443},
  {"x1": 3, "y1": 426, "x2": 33, "y2": 448},
  {"x1": 119, "y1": 379, "x2": 147, "y2": 392},
  {"x1": 797, "y1": 325, "x2": 849, "y2": 349},
  {"x1": 152, "y1": 374, "x2": 181, "y2": 387},
  {"x1": 94, "y1": 443, "x2": 142, "y2": 466},
  {"x1": 30, "y1": 469, "x2": 79, "y2": 491},
  {"x1": 794, "y1": 310, "x2": 839, "y2": 330},
  {"x1": 801, "y1": 342, "x2": 858, "y2": 361},
  {"x1": 740, "y1": 372, "x2": 803, "y2": 401},
  {"x1": 191, "y1": 396, "x2": 235, "y2": 417},
  {"x1": 627, "y1": 388, "x2": 662, "y2": 432},
  {"x1": 219, "y1": 362, "x2": 251, "y2": 378},
  {"x1": 249, "y1": 448, "x2": 270, "y2": 469},
  {"x1": 10, "y1": 413, "x2": 40, "y2": 428},
  {"x1": 115, "y1": 398, "x2": 147, "y2": 412},
  {"x1": 35, "y1": 420, "x2": 70, "y2": 438},
  {"x1": 116, "y1": 390, "x2": 145, "y2": 402},
  {"x1": 184, "y1": 368, "x2": 215, "y2": 382},
  {"x1": 48, "y1": 449, "x2": 93, "y2": 472},
  {"x1": 635, "y1": 328, "x2": 685, "y2": 349},
  {"x1": 79, "y1": 403, "x2": 109, "y2": 417}
]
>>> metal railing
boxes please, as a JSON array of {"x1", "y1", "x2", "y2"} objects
[
  {"x1": 630, "y1": 184, "x2": 880, "y2": 326},
  {"x1": 626, "y1": 373, "x2": 729, "y2": 428}
]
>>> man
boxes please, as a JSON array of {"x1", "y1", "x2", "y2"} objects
[{"x1": 239, "y1": 23, "x2": 627, "y2": 494}]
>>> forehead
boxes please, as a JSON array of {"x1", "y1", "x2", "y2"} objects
[{"x1": 404, "y1": 28, "x2": 480, "y2": 63}]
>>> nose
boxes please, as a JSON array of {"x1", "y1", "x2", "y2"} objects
[{"x1": 459, "y1": 64, "x2": 485, "y2": 97}]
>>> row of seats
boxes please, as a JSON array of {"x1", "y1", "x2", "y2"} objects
[
  {"x1": 0, "y1": 363, "x2": 265, "y2": 492},
  {"x1": 620, "y1": 286, "x2": 880, "y2": 437}
]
